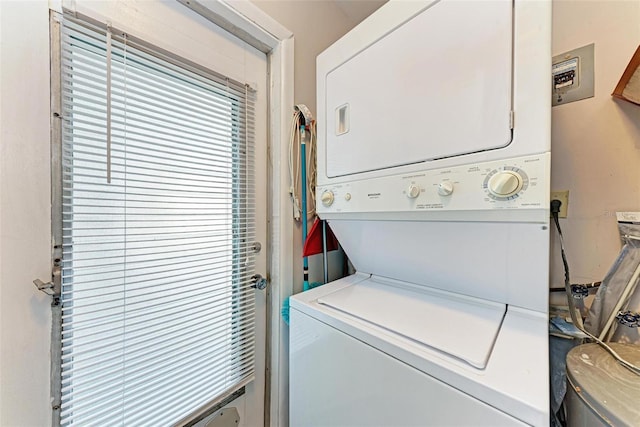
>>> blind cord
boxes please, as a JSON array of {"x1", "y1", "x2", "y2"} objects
[
  {"x1": 106, "y1": 25, "x2": 113, "y2": 183},
  {"x1": 121, "y1": 32, "x2": 129, "y2": 424}
]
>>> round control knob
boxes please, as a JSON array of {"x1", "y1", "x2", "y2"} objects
[
  {"x1": 488, "y1": 171, "x2": 523, "y2": 197},
  {"x1": 407, "y1": 184, "x2": 420, "y2": 199},
  {"x1": 344, "y1": 193, "x2": 352, "y2": 201},
  {"x1": 437, "y1": 181, "x2": 454, "y2": 196},
  {"x1": 321, "y1": 190, "x2": 335, "y2": 207}
]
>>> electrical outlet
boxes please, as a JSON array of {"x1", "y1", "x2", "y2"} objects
[{"x1": 551, "y1": 190, "x2": 569, "y2": 218}]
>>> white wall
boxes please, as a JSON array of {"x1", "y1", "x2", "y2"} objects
[
  {"x1": 0, "y1": 1, "x2": 52, "y2": 425},
  {"x1": 550, "y1": 1, "x2": 640, "y2": 298}
]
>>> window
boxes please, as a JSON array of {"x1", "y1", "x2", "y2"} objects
[{"x1": 56, "y1": 15, "x2": 257, "y2": 425}]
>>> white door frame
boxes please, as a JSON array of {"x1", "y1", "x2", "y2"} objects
[{"x1": 174, "y1": 2, "x2": 295, "y2": 426}]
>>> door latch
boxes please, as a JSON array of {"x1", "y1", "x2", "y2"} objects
[
  {"x1": 33, "y1": 266, "x2": 61, "y2": 298},
  {"x1": 251, "y1": 274, "x2": 267, "y2": 290}
]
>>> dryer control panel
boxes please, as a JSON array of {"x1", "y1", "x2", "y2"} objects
[{"x1": 317, "y1": 153, "x2": 549, "y2": 217}]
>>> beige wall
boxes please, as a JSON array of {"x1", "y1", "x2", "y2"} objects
[
  {"x1": 551, "y1": 0, "x2": 640, "y2": 299},
  {"x1": 254, "y1": 0, "x2": 353, "y2": 110},
  {"x1": 253, "y1": 0, "x2": 383, "y2": 112}
]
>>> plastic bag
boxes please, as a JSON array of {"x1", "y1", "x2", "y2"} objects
[{"x1": 585, "y1": 213, "x2": 640, "y2": 343}]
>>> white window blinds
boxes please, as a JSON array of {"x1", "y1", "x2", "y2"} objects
[{"x1": 58, "y1": 16, "x2": 257, "y2": 426}]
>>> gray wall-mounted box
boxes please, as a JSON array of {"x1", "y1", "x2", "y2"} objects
[{"x1": 552, "y1": 43, "x2": 595, "y2": 106}]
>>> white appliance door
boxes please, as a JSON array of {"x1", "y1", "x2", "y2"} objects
[
  {"x1": 318, "y1": 277, "x2": 506, "y2": 369},
  {"x1": 290, "y1": 307, "x2": 527, "y2": 427},
  {"x1": 325, "y1": 0, "x2": 513, "y2": 177}
]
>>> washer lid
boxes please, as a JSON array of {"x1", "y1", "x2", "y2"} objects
[
  {"x1": 566, "y1": 343, "x2": 640, "y2": 426},
  {"x1": 317, "y1": 277, "x2": 506, "y2": 369}
]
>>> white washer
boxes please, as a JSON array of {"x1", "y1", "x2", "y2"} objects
[
  {"x1": 291, "y1": 1, "x2": 551, "y2": 426},
  {"x1": 290, "y1": 274, "x2": 548, "y2": 426}
]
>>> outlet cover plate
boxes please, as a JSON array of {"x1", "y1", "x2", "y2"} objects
[{"x1": 551, "y1": 190, "x2": 569, "y2": 218}]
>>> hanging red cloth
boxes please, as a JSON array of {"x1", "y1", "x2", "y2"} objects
[{"x1": 302, "y1": 218, "x2": 339, "y2": 257}]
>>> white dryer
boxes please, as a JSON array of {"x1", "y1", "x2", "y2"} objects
[{"x1": 290, "y1": 1, "x2": 551, "y2": 426}]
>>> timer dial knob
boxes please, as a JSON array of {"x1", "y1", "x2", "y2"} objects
[
  {"x1": 488, "y1": 171, "x2": 523, "y2": 197},
  {"x1": 438, "y1": 181, "x2": 454, "y2": 196},
  {"x1": 321, "y1": 190, "x2": 335, "y2": 207},
  {"x1": 407, "y1": 184, "x2": 421, "y2": 199}
]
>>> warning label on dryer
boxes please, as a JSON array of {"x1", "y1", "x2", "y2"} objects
[{"x1": 417, "y1": 203, "x2": 444, "y2": 209}]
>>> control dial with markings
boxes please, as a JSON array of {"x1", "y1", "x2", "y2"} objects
[
  {"x1": 321, "y1": 190, "x2": 335, "y2": 207},
  {"x1": 483, "y1": 167, "x2": 529, "y2": 201},
  {"x1": 407, "y1": 184, "x2": 421, "y2": 199},
  {"x1": 438, "y1": 181, "x2": 454, "y2": 196}
]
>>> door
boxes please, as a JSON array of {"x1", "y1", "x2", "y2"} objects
[
  {"x1": 50, "y1": 2, "x2": 268, "y2": 426},
  {"x1": 323, "y1": 0, "x2": 514, "y2": 177}
]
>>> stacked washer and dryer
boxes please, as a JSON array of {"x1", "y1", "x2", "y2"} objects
[{"x1": 290, "y1": 1, "x2": 551, "y2": 426}]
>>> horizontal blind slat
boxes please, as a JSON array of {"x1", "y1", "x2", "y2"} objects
[
  {"x1": 61, "y1": 56, "x2": 253, "y2": 112},
  {"x1": 61, "y1": 138, "x2": 254, "y2": 177},
  {"x1": 61, "y1": 236, "x2": 257, "y2": 263},
  {"x1": 61, "y1": 293, "x2": 257, "y2": 332},
  {"x1": 61, "y1": 322, "x2": 256, "y2": 393},
  {"x1": 62, "y1": 284, "x2": 254, "y2": 336},
  {"x1": 61, "y1": 20, "x2": 251, "y2": 99},
  {"x1": 159, "y1": 376, "x2": 254, "y2": 427},
  {"x1": 61, "y1": 318, "x2": 256, "y2": 397},
  {"x1": 63, "y1": 113, "x2": 246, "y2": 157},
  {"x1": 60, "y1": 246, "x2": 256, "y2": 276},
  {"x1": 108, "y1": 37, "x2": 251, "y2": 99},
  {"x1": 118, "y1": 355, "x2": 255, "y2": 426},
  {"x1": 61, "y1": 226, "x2": 254, "y2": 240},
  {"x1": 60, "y1": 111, "x2": 256, "y2": 152},
  {"x1": 61, "y1": 266, "x2": 255, "y2": 307}
]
